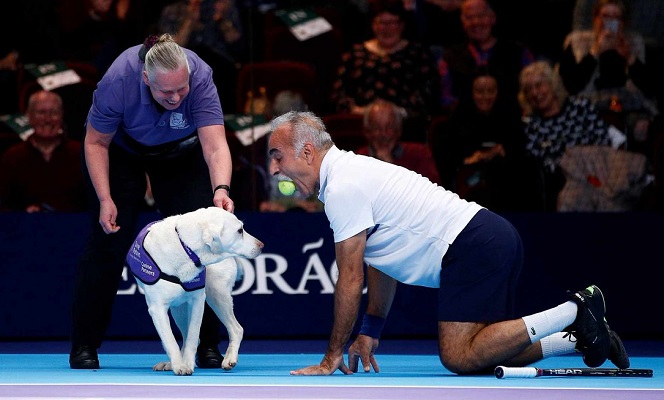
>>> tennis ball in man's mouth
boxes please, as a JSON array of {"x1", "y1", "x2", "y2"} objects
[{"x1": 278, "y1": 180, "x2": 297, "y2": 196}]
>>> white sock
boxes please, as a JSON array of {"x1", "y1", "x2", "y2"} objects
[
  {"x1": 540, "y1": 332, "x2": 577, "y2": 358},
  {"x1": 521, "y1": 301, "x2": 578, "y2": 344}
]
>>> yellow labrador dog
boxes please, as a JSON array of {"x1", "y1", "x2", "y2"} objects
[{"x1": 126, "y1": 207, "x2": 263, "y2": 375}]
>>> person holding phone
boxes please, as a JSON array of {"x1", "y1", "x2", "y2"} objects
[
  {"x1": 558, "y1": 0, "x2": 659, "y2": 158},
  {"x1": 558, "y1": 0, "x2": 651, "y2": 97}
]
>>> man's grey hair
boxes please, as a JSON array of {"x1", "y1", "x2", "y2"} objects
[
  {"x1": 270, "y1": 111, "x2": 333, "y2": 156},
  {"x1": 144, "y1": 33, "x2": 190, "y2": 82}
]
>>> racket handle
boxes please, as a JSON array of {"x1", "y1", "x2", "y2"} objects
[{"x1": 495, "y1": 366, "x2": 538, "y2": 379}]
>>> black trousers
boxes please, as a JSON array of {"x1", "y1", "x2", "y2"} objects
[{"x1": 70, "y1": 141, "x2": 222, "y2": 349}]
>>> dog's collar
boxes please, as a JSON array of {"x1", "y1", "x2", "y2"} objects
[{"x1": 175, "y1": 228, "x2": 202, "y2": 268}]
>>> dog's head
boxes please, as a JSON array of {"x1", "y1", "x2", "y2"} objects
[{"x1": 175, "y1": 207, "x2": 263, "y2": 261}]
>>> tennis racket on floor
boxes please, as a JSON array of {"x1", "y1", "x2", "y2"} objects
[{"x1": 495, "y1": 366, "x2": 653, "y2": 378}]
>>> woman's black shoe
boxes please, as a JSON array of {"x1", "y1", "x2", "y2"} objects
[
  {"x1": 196, "y1": 346, "x2": 223, "y2": 368},
  {"x1": 69, "y1": 345, "x2": 100, "y2": 369}
]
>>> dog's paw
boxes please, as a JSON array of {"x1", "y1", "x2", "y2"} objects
[
  {"x1": 221, "y1": 357, "x2": 238, "y2": 371},
  {"x1": 221, "y1": 347, "x2": 240, "y2": 371},
  {"x1": 173, "y1": 365, "x2": 194, "y2": 376},
  {"x1": 172, "y1": 359, "x2": 195, "y2": 376},
  {"x1": 152, "y1": 361, "x2": 172, "y2": 371}
]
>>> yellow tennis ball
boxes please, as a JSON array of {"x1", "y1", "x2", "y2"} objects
[{"x1": 278, "y1": 180, "x2": 296, "y2": 196}]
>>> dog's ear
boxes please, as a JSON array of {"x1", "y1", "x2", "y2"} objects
[{"x1": 201, "y1": 222, "x2": 223, "y2": 247}]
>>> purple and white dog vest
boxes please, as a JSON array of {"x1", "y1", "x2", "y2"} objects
[{"x1": 126, "y1": 221, "x2": 205, "y2": 291}]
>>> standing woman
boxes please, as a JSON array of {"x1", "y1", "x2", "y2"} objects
[{"x1": 70, "y1": 34, "x2": 234, "y2": 369}]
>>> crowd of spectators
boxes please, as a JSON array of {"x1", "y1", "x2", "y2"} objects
[{"x1": 1, "y1": 0, "x2": 663, "y2": 213}]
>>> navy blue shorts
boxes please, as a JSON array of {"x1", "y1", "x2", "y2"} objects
[{"x1": 438, "y1": 209, "x2": 523, "y2": 322}]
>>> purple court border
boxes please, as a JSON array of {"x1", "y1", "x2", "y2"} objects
[{"x1": 1, "y1": 384, "x2": 662, "y2": 400}]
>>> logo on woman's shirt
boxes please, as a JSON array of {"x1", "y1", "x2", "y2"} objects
[{"x1": 170, "y1": 113, "x2": 189, "y2": 129}]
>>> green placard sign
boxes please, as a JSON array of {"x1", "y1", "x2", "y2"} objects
[
  {"x1": 275, "y1": 7, "x2": 332, "y2": 41},
  {"x1": 225, "y1": 114, "x2": 271, "y2": 146},
  {"x1": 0, "y1": 113, "x2": 33, "y2": 140},
  {"x1": 23, "y1": 61, "x2": 81, "y2": 91}
]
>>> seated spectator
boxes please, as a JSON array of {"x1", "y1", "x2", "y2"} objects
[
  {"x1": 0, "y1": 91, "x2": 86, "y2": 212},
  {"x1": 559, "y1": 0, "x2": 658, "y2": 155},
  {"x1": 431, "y1": 71, "x2": 539, "y2": 210},
  {"x1": 159, "y1": 0, "x2": 245, "y2": 62},
  {"x1": 330, "y1": 0, "x2": 440, "y2": 142},
  {"x1": 159, "y1": 0, "x2": 246, "y2": 112},
  {"x1": 357, "y1": 99, "x2": 441, "y2": 184},
  {"x1": 518, "y1": 61, "x2": 617, "y2": 211},
  {"x1": 58, "y1": 0, "x2": 139, "y2": 74},
  {"x1": 438, "y1": 0, "x2": 534, "y2": 116}
]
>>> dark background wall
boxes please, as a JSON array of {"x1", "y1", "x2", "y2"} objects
[{"x1": 1, "y1": 211, "x2": 662, "y2": 342}]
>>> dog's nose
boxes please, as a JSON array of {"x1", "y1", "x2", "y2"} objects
[{"x1": 257, "y1": 240, "x2": 264, "y2": 249}]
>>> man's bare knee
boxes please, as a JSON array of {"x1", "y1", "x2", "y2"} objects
[
  {"x1": 438, "y1": 350, "x2": 486, "y2": 374},
  {"x1": 438, "y1": 321, "x2": 489, "y2": 374}
]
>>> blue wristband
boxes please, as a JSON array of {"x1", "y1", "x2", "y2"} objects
[{"x1": 359, "y1": 314, "x2": 386, "y2": 339}]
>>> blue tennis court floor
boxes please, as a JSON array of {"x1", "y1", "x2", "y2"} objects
[{"x1": 1, "y1": 339, "x2": 662, "y2": 399}]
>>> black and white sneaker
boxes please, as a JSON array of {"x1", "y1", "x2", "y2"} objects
[
  {"x1": 566, "y1": 285, "x2": 611, "y2": 368},
  {"x1": 608, "y1": 328, "x2": 630, "y2": 369}
]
